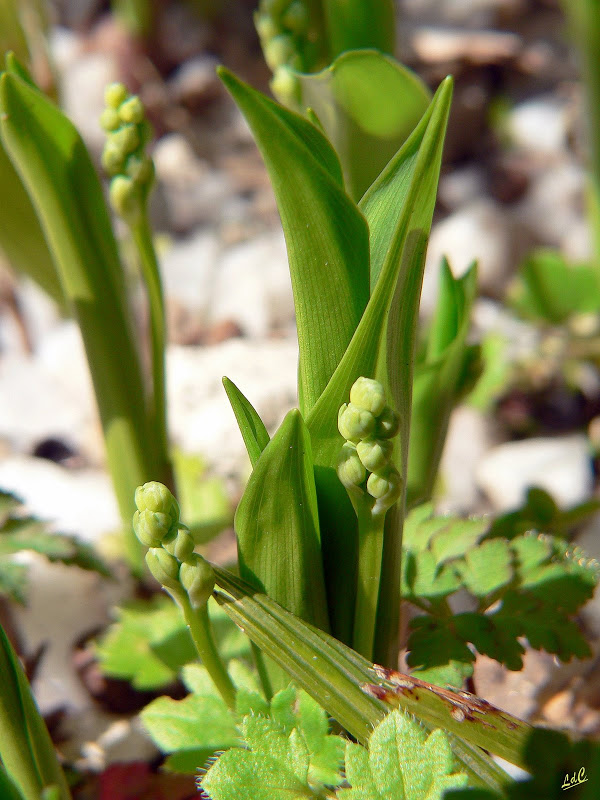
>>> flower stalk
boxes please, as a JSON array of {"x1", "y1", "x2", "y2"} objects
[
  {"x1": 337, "y1": 377, "x2": 401, "y2": 661},
  {"x1": 134, "y1": 482, "x2": 236, "y2": 709}
]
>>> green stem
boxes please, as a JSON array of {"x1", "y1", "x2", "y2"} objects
[
  {"x1": 352, "y1": 505, "x2": 385, "y2": 661},
  {"x1": 180, "y1": 597, "x2": 236, "y2": 709},
  {"x1": 132, "y1": 213, "x2": 174, "y2": 491}
]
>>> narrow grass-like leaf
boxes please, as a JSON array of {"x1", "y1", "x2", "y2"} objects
[
  {"x1": 298, "y1": 51, "x2": 430, "y2": 200},
  {"x1": 218, "y1": 67, "x2": 370, "y2": 416},
  {"x1": 0, "y1": 623, "x2": 70, "y2": 800},
  {"x1": 235, "y1": 409, "x2": 329, "y2": 633},
  {"x1": 0, "y1": 70, "x2": 161, "y2": 572},
  {"x1": 407, "y1": 260, "x2": 479, "y2": 507},
  {"x1": 211, "y1": 567, "x2": 518, "y2": 791},
  {"x1": 223, "y1": 376, "x2": 270, "y2": 468}
]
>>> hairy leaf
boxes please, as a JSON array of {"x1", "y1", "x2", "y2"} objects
[{"x1": 338, "y1": 710, "x2": 468, "y2": 799}]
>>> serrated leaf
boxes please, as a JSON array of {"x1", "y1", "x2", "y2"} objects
[
  {"x1": 406, "y1": 616, "x2": 475, "y2": 687},
  {"x1": 458, "y1": 540, "x2": 514, "y2": 598},
  {"x1": 403, "y1": 551, "x2": 462, "y2": 601},
  {"x1": 222, "y1": 377, "x2": 270, "y2": 468},
  {"x1": 338, "y1": 710, "x2": 468, "y2": 800},
  {"x1": 297, "y1": 51, "x2": 430, "y2": 200},
  {"x1": 235, "y1": 409, "x2": 329, "y2": 633},
  {"x1": 219, "y1": 67, "x2": 369, "y2": 417}
]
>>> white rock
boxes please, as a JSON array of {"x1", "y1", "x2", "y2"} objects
[
  {"x1": 160, "y1": 230, "x2": 220, "y2": 318},
  {"x1": 0, "y1": 455, "x2": 119, "y2": 542},
  {"x1": 167, "y1": 338, "x2": 298, "y2": 477},
  {"x1": 515, "y1": 160, "x2": 586, "y2": 248},
  {"x1": 209, "y1": 230, "x2": 294, "y2": 337},
  {"x1": 475, "y1": 435, "x2": 593, "y2": 511},
  {"x1": 422, "y1": 199, "x2": 511, "y2": 315},
  {"x1": 60, "y1": 51, "x2": 120, "y2": 152},
  {"x1": 437, "y1": 406, "x2": 497, "y2": 514},
  {"x1": 507, "y1": 96, "x2": 570, "y2": 155},
  {"x1": 438, "y1": 166, "x2": 486, "y2": 209},
  {"x1": 153, "y1": 133, "x2": 208, "y2": 184}
]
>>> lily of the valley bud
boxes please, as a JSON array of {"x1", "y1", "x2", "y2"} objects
[
  {"x1": 133, "y1": 508, "x2": 172, "y2": 548},
  {"x1": 163, "y1": 527, "x2": 195, "y2": 562},
  {"x1": 350, "y1": 376, "x2": 386, "y2": 416},
  {"x1": 375, "y1": 405, "x2": 401, "y2": 439},
  {"x1": 338, "y1": 402, "x2": 376, "y2": 443},
  {"x1": 180, "y1": 555, "x2": 216, "y2": 609},
  {"x1": 135, "y1": 481, "x2": 180, "y2": 527},
  {"x1": 337, "y1": 441, "x2": 367, "y2": 488},
  {"x1": 367, "y1": 468, "x2": 402, "y2": 516},
  {"x1": 145, "y1": 548, "x2": 183, "y2": 595}
]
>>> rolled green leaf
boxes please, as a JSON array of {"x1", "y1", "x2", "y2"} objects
[
  {"x1": 222, "y1": 377, "x2": 270, "y2": 468},
  {"x1": 235, "y1": 409, "x2": 330, "y2": 634},
  {"x1": 407, "y1": 260, "x2": 479, "y2": 507},
  {"x1": 298, "y1": 51, "x2": 430, "y2": 200},
  {"x1": 0, "y1": 623, "x2": 70, "y2": 800},
  {"x1": 0, "y1": 69, "x2": 164, "y2": 572},
  {"x1": 322, "y1": 0, "x2": 395, "y2": 59}
]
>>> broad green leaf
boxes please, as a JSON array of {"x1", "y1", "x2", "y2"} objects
[
  {"x1": 297, "y1": 50, "x2": 430, "y2": 199},
  {"x1": 0, "y1": 139, "x2": 63, "y2": 305},
  {"x1": 141, "y1": 663, "x2": 241, "y2": 774},
  {"x1": 407, "y1": 261, "x2": 479, "y2": 507},
  {"x1": 235, "y1": 409, "x2": 329, "y2": 633},
  {"x1": 338, "y1": 710, "x2": 468, "y2": 799},
  {"x1": 508, "y1": 248, "x2": 600, "y2": 324},
  {"x1": 0, "y1": 623, "x2": 70, "y2": 800},
  {"x1": 212, "y1": 566, "x2": 523, "y2": 790},
  {"x1": 222, "y1": 377, "x2": 270, "y2": 467},
  {"x1": 0, "y1": 70, "x2": 158, "y2": 572},
  {"x1": 0, "y1": 766, "x2": 26, "y2": 800},
  {"x1": 305, "y1": 78, "x2": 453, "y2": 648},
  {"x1": 218, "y1": 67, "x2": 370, "y2": 416},
  {"x1": 323, "y1": 0, "x2": 395, "y2": 58},
  {"x1": 458, "y1": 540, "x2": 513, "y2": 598}
]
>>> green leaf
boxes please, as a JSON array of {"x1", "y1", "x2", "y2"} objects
[
  {"x1": 322, "y1": 0, "x2": 395, "y2": 60},
  {"x1": 222, "y1": 377, "x2": 270, "y2": 468},
  {"x1": 0, "y1": 560, "x2": 27, "y2": 605},
  {"x1": 407, "y1": 260, "x2": 479, "y2": 507},
  {"x1": 338, "y1": 710, "x2": 468, "y2": 800},
  {"x1": 218, "y1": 67, "x2": 370, "y2": 417},
  {"x1": 457, "y1": 540, "x2": 514, "y2": 598},
  {"x1": 212, "y1": 566, "x2": 522, "y2": 790},
  {"x1": 0, "y1": 69, "x2": 159, "y2": 572},
  {"x1": 235, "y1": 409, "x2": 329, "y2": 633},
  {"x1": 306, "y1": 78, "x2": 453, "y2": 648},
  {"x1": 297, "y1": 51, "x2": 430, "y2": 199},
  {"x1": 508, "y1": 248, "x2": 600, "y2": 324},
  {"x1": 141, "y1": 663, "x2": 241, "y2": 774},
  {"x1": 0, "y1": 766, "x2": 27, "y2": 800},
  {"x1": 95, "y1": 596, "x2": 250, "y2": 691},
  {"x1": 0, "y1": 622, "x2": 70, "y2": 800}
]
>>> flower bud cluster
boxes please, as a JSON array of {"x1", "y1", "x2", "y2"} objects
[
  {"x1": 100, "y1": 83, "x2": 154, "y2": 224},
  {"x1": 255, "y1": 0, "x2": 323, "y2": 105},
  {"x1": 133, "y1": 482, "x2": 215, "y2": 609},
  {"x1": 337, "y1": 378, "x2": 402, "y2": 516}
]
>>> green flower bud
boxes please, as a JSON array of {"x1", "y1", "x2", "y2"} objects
[
  {"x1": 118, "y1": 95, "x2": 144, "y2": 125},
  {"x1": 105, "y1": 82, "x2": 128, "y2": 109},
  {"x1": 110, "y1": 175, "x2": 140, "y2": 222},
  {"x1": 367, "y1": 468, "x2": 402, "y2": 515},
  {"x1": 180, "y1": 554, "x2": 216, "y2": 609},
  {"x1": 133, "y1": 508, "x2": 172, "y2": 548},
  {"x1": 146, "y1": 547, "x2": 182, "y2": 594},
  {"x1": 163, "y1": 527, "x2": 195, "y2": 562},
  {"x1": 264, "y1": 33, "x2": 296, "y2": 71},
  {"x1": 270, "y1": 65, "x2": 301, "y2": 106},
  {"x1": 350, "y1": 377, "x2": 386, "y2": 417},
  {"x1": 338, "y1": 402, "x2": 375, "y2": 443},
  {"x1": 100, "y1": 107, "x2": 121, "y2": 132},
  {"x1": 101, "y1": 142, "x2": 125, "y2": 176},
  {"x1": 282, "y1": 0, "x2": 308, "y2": 34},
  {"x1": 126, "y1": 154, "x2": 154, "y2": 185},
  {"x1": 337, "y1": 442, "x2": 366, "y2": 488},
  {"x1": 375, "y1": 406, "x2": 400, "y2": 439},
  {"x1": 356, "y1": 438, "x2": 393, "y2": 473},
  {"x1": 255, "y1": 12, "x2": 280, "y2": 41},
  {"x1": 135, "y1": 482, "x2": 180, "y2": 526},
  {"x1": 110, "y1": 123, "x2": 140, "y2": 156}
]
